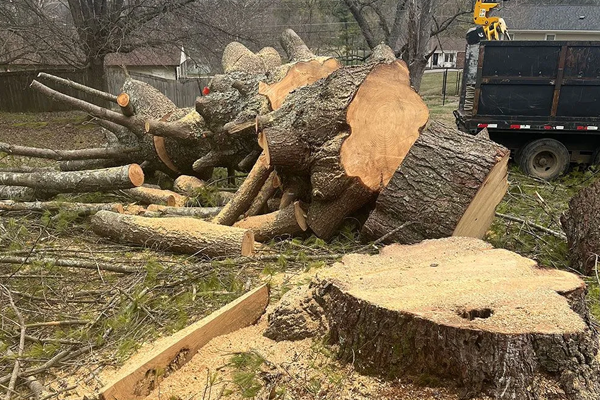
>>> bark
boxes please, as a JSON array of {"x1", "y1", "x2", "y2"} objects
[
  {"x1": 59, "y1": 159, "x2": 121, "y2": 171},
  {"x1": 0, "y1": 201, "x2": 124, "y2": 215},
  {"x1": 561, "y1": 178, "x2": 600, "y2": 275},
  {"x1": 362, "y1": 121, "x2": 509, "y2": 244},
  {"x1": 37, "y1": 72, "x2": 117, "y2": 103},
  {"x1": 144, "y1": 205, "x2": 222, "y2": 219},
  {"x1": 91, "y1": 211, "x2": 257, "y2": 257},
  {"x1": 0, "y1": 186, "x2": 54, "y2": 201},
  {"x1": 213, "y1": 153, "x2": 273, "y2": 226},
  {"x1": 125, "y1": 186, "x2": 186, "y2": 207},
  {"x1": 222, "y1": 42, "x2": 280, "y2": 74},
  {"x1": 0, "y1": 255, "x2": 139, "y2": 274},
  {"x1": 308, "y1": 180, "x2": 376, "y2": 240},
  {"x1": 246, "y1": 171, "x2": 278, "y2": 217},
  {"x1": 0, "y1": 142, "x2": 138, "y2": 161},
  {"x1": 0, "y1": 164, "x2": 144, "y2": 193},
  {"x1": 308, "y1": 237, "x2": 600, "y2": 399},
  {"x1": 280, "y1": 29, "x2": 316, "y2": 62},
  {"x1": 234, "y1": 201, "x2": 307, "y2": 242},
  {"x1": 173, "y1": 175, "x2": 205, "y2": 196}
]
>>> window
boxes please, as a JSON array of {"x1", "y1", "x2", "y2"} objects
[{"x1": 546, "y1": 34, "x2": 556, "y2": 41}]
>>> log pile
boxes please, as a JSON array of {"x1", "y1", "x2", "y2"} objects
[
  {"x1": 0, "y1": 28, "x2": 511, "y2": 256},
  {"x1": 266, "y1": 237, "x2": 600, "y2": 399}
]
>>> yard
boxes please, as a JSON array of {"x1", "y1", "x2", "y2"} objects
[{"x1": 0, "y1": 73, "x2": 599, "y2": 399}]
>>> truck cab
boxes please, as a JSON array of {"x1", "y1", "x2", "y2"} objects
[{"x1": 455, "y1": 40, "x2": 600, "y2": 179}]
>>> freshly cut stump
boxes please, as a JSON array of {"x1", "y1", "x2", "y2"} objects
[
  {"x1": 312, "y1": 237, "x2": 599, "y2": 399},
  {"x1": 91, "y1": 211, "x2": 257, "y2": 257},
  {"x1": 561, "y1": 178, "x2": 600, "y2": 275},
  {"x1": 362, "y1": 121, "x2": 509, "y2": 244}
]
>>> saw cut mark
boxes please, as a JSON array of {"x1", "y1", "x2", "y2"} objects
[
  {"x1": 258, "y1": 58, "x2": 340, "y2": 110},
  {"x1": 341, "y1": 61, "x2": 429, "y2": 191},
  {"x1": 453, "y1": 152, "x2": 509, "y2": 238}
]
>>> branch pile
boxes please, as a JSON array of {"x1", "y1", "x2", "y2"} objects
[{"x1": 0, "y1": 29, "x2": 511, "y2": 256}]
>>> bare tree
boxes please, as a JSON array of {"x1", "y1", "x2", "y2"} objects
[
  {"x1": 342, "y1": 0, "x2": 472, "y2": 90},
  {"x1": 0, "y1": 0, "x2": 271, "y2": 90}
]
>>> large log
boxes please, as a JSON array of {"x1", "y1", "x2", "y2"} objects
[
  {"x1": 91, "y1": 211, "x2": 257, "y2": 257},
  {"x1": 0, "y1": 164, "x2": 144, "y2": 193},
  {"x1": 561, "y1": 178, "x2": 600, "y2": 275},
  {"x1": 125, "y1": 186, "x2": 187, "y2": 207},
  {"x1": 268, "y1": 237, "x2": 600, "y2": 399},
  {"x1": 0, "y1": 200, "x2": 124, "y2": 215},
  {"x1": 361, "y1": 121, "x2": 509, "y2": 243}
]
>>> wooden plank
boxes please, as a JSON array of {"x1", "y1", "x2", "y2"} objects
[{"x1": 98, "y1": 284, "x2": 269, "y2": 400}]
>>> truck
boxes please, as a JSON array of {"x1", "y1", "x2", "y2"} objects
[{"x1": 454, "y1": 40, "x2": 600, "y2": 180}]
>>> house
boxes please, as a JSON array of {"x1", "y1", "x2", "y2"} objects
[
  {"x1": 502, "y1": 4, "x2": 600, "y2": 41},
  {"x1": 104, "y1": 47, "x2": 188, "y2": 80},
  {"x1": 428, "y1": 37, "x2": 467, "y2": 69}
]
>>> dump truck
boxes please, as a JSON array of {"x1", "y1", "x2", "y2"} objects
[{"x1": 455, "y1": 40, "x2": 600, "y2": 180}]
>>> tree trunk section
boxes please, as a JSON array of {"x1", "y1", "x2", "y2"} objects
[
  {"x1": 125, "y1": 186, "x2": 187, "y2": 207},
  {"x1": 234, "y1": 201, "x2": 307, "y2": 242},
  {"x1": 91, "y1": 211, "x2": 257, "y2": 257},
  {"x1": 246, "y1": 171, "x2": 278, "y2": 217},
  {"x1": 213, "y1": 153, "x2": 273, "y2": 226},
  {"x1": 0, "y1": 164, "x2": 144, "y2": 193},
  {"x1": 561, "y1": 179, "x2": 600, "y2": 275},
  {"x1": 0, "y1": 201, "x2": 123, "y2": 215},
  {"x1": 310, "y1": 237, "x2": 600, "y2": 399},
  {"x1": 173, "y1": 175, "x2": 205, "y2": 196},
  {"x1": 361, "y1": 122, "x2": 509, "y2": 244},
  {"x1": 145, "y1": 205, "x2": 222, "y2": 219},
  {"x1": 0, "y1": 186, "x2": 55, "y2": 201}
]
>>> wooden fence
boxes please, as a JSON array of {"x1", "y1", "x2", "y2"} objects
[{"x1": 0, "y1": 69, "x2": 211, "y2": 112}]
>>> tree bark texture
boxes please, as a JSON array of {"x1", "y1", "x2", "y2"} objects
[
  {"x1": 124, "y1": 186, "x2": 186, "y2": 207},
  {"x1": 0, "y1": 201, "x2": 123, "y2": 215},
  {"x1": 361, "y1": 121, "x2": 509, "y2": 244},
  {"x1": 0, "y1": 186, "x2": 55, "y2": 201},
  {"x1": 91, "y1": 211, "x2": 257, "y2": 258},
  {"x1": 0, "y1": 164, "x2": 144, "y2": 193},
  {"x1": 308, "y1": 237, "x2": 600, "y2": 399},
  {"x1": 234, "y1": 202, "x2": 307, "y2": 242},
  {"x1": 561, "y1": 178, "x2": 600, "y2": 275},
  {"x1": 144, "y1": 205, "x2": 222, "y2": 219}
]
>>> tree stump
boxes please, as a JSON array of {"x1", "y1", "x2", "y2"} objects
[
  {"x1": 305, "y1": 237, "x2": 600, "y2": 399},
  {"x1": 561, "y1": 178, "x2": 600, "y2": 275}
]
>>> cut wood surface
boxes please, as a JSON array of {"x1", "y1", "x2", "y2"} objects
[
  {"x1": 125, "y1": 186, "x2": 186, "y2": 207},
  {"x1": 234, "y1": 202, "x2": 307, "y2": 241},
  {"x1": 172, "y1": 175, "x2": 205, "y2": 196},
  {"x1": 117, "y1": 92, "x2": 135, "y2": 117},
  {"x1": 340, "y1": 61, "x2": 429, "y2": 191},
  {"x1": 258, "y1": 58, "x2": 341, "y2": 110},
  {"x1": 91, "y1": 211, "x2": 257, "y2": 257},
  {"x1": 99, "y1": 285, "x2": 269, "y2": 400},
  {"x1": 362, "y1": 122, "x2": 509, "y2": 244},
  {"x1": 0, "y1": 164, "x2": 144, "y2": 193},
  {"x1": 310, "y1": 237, "x2": 599, "y2": 399},
  {"x1": 0, "y1": 201, "x2": 124, "y2": 215},
  {"x1": 561, "y1": 178, "x2": 600, "y2": 275}
]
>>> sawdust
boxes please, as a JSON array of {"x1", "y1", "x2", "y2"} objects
[
  {"x1": 141, "y1": 315, "x2": 484, "y2": 400},
  {"x1": 318, "y1": 236, "x2": 586, "y2": 335}
]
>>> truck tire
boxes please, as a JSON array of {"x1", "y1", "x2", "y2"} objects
[{"x1": 518, "y1": 139, "x2": 569, "y2": 180}]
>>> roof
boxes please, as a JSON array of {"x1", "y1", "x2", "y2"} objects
[
  {"x1": 104, "y1": 47, "x2": 183, "y2": 67},
  {"x1": 501, "y1": 4, "x2": 600, "y2": 31},
  {"x1": 430, "y1": 37, "x2": 467, "y2": 52}
]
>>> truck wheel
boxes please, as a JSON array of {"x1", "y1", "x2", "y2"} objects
[{"x1": 518, "y1": 139, "x2": 569, "y2": 180}]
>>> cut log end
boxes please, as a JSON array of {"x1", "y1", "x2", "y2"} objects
[
  {"x1": 341, "y1": 61, "x2": 429, "y2": 191},
  {"x1": 117, "y1": 92, "x2": 130, "y2": 107},
  {"x1": 453, "y1": 152, "x2": 510, "y2": 238},
  {"x1": 127, "y1": 164, "x2": 145, "y2": 187},
  {"x1": 294, "y1": 201, "x2": 308, "y2": 231},
  {"x1": 241, "y1": 231, "x2": 256, "y2": 256}
]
